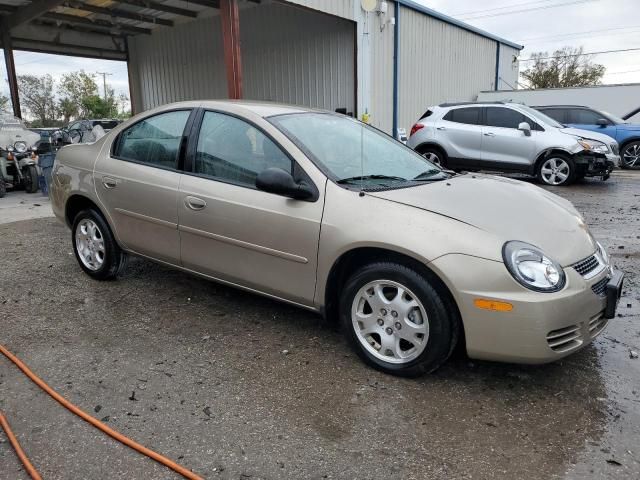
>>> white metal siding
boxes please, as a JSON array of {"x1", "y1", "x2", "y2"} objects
[
  {"x1": 369, "y1": 4, "x2": 395, "y2": 134},
  {"x1": 129, "y1": 3, "x2": 355, "y2": 114},
  {"x1": 397, "y1": 6, "x2": 497, "y2": 131},
  {"x1": 283, "y1": 0, "x2": 355, "y2": 21},
  {"x1": 498, "y1": 45, "x2": 520, "y2": 90},
  {"x1": 241, "y1": 3, "x2": 355, "y2": 112}
]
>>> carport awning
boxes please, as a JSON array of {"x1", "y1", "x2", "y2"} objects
[{"x1": 1, "y1": 0, "x2": 257, "y2": 117}]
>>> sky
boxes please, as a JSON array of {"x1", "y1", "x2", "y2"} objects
[
  {"x1": 417, "y1": 0, "x2": 640, "y2": 85},
  {"x1": 2, "y1": 0, "x2": 639, "y2": 113}
]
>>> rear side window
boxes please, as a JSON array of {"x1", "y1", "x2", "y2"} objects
[
  {"x1": 484, "y1": 107, "x2": 526, "y2": 129},
  {"x1": 114, "y1": 110, "x2": 191, "y2": 169},
  {"x1": 538, "y1": 109, "x2": 566, "y2": 123},
  {"x1": 567, "y1": 109, "x2": 608, "y2": 125},
  {"x1": 443, "y1": 107, "x2": 481, "y2": 125}
]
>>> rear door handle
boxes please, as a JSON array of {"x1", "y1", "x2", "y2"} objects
[
  {"x1": 185, "y1": 196, "x2": 206, "y2": 211},
  {"x1": 436, "y1": 126, "x2": 446, "y2": 131},
  {"x1": 483, "y1": 132, "x2": 496, "y2": 137},
  {"x1": 102, "y1": 176, "x2": 118, "y2": 189}
]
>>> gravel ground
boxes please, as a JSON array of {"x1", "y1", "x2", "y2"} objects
[{"x1": 1, "y1": 171, "x2": 639, "y2": 479}]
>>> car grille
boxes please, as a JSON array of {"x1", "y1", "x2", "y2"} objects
[
  {"x1": 589, "y1": 313, "x2": 608, "y2": 337},
  {"x1": 591, "y1": 276, "x2": 609, "y2": 296},
  {"x1": 572, "y1": 254, "x2": 600, "y2": 277},
  {"x1": 546, "y1": 324, "x2": 582, "y2": 352},
  {"x1": 611, "y1": 143, "x2": 619, "y2": 155}
]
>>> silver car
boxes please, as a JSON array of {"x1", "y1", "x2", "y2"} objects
[
  {"x1": 50, "y1": 101, "x2": 624, "y2": 377},
  {"x1": 407, "y1": 102, "x2": 620, "y2": 186}
]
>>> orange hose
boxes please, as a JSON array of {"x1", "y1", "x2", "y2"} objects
[
  {"x1": 0, "y1": 411, "x2": 43, "y2": 480},
  {"x1": 0, "y1": 344, "x2": 203, "y2": 480}
]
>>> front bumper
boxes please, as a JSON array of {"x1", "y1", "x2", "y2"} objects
[
  {"x1": 575, "y1": 152, "x2": 618, "y2": 177},
  {"x1": 430, "y1": 253, "x2": 622, "y2": 364}
]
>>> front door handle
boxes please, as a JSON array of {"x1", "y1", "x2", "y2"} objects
[
  {"x1": 185, "y1": 196, "x2": 206, "y2": 211},
  {"x1": 483, "y1": 132, "x2": 496, "y2": 137},
  {"x1": 102, "y1": 176, "x2": 118, "y2": 189}
]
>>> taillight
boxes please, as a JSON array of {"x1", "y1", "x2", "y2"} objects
[{"x1": 410, "y1": 123, "x2": 424, "y2": 137}]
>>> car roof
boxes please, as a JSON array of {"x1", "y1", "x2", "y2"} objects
[
  {"x1": 532, "y1": 105, "x2": 592, "y2": 109},
  {"x1": 438, "y1": 101, "x2": 506, "y2": 107},
  {"x1": 199, "y1": 100, "x2": 317, "y2": 117}
]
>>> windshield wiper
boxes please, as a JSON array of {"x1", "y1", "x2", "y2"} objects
[
  {"x1": 412, "y1": 169, "x2": 448, "y2": 181},
  {"x1": 337, "y1": 174, "x2": 407, "y2": 184}
]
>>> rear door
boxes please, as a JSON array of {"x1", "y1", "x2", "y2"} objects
[
  {"x1": 480, "y1": 107, "x2": 537, "y2": 170},
  {"x1": 437, "y1": 107, "x2": 483, "y2": 167},
  {"x1": 178, "y1": 110, "x2": 324, "y2": 306},
  {"x1": 95, "y1": 109, "x2": 193, "y2": 264}
]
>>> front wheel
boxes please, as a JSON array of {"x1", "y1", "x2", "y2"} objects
[
  {"x1": 0, "y1": 179, "x2": 5, "y2": 198},
  {"x1": 620, "y1": 141, "x2": 640, "y2": 169},
  {"x1": 537, "y1": 155, "x2": 576, "y2": 186},
  {"x1": 340, "y1": 262, "x2": 459, "y2": 377},
  {"x1": 22, "y1": 165, "x2": 39, "y2": 193},
  {"x1": 72, "y1": 209, "x2": 127, "y2": 280}
]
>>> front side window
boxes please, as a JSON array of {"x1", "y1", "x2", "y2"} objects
[
  {"x1": 538, "y1": 109, "x2": 566, "y2": 124},
  {"x1": 568, "y1": 109, "x2": 608, "y2": 125},
  {"x1": 443, "y1": 107, "x2": 481, "y2": 125},
  {"x1": 269, "y1": 113, "x2": 447, "y2": 190},
  {"x1": 195, "y1": 111, "x2": 292, "y2": 187},
  {"x1": 115, "y1": 110, "x2": 191, "y2": 169},
  {"x1": 484, "y1": 107, "x2": 527, "y2": 129}
]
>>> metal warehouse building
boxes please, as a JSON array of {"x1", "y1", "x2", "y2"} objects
[{"x1": 1, "y1": 0, "x2": 522, "y2": 135}]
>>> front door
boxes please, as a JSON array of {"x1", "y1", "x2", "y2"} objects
[
  {"x1": 178, "y1": 110, "x2": 324, "y2": 306},
  {"x1": 95, "y1": 109, "x2": 193, "y2": 264},
  {"x1": 480, "y1": 107, "x2": 536, "y2": 170}
]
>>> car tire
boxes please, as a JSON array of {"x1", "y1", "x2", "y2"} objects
[
  {"x1": 72, "y1": 208, "x2": 127, "y2": 280},
  {"x1": 417, "y1": 146, "x2": 447, "y2": 168},
  {"x1": 537, "y1": 154, "x2": 576, "y2": 186},
  {"x1": 340, "y1": 262, "x2": 459, "y2": 377},
  {"x1": 23, "y1": 165, "x2": 39, "y2": 193},
  {"x1": 0, "y1": 178, "x2": 5, "y2": 198},
  {"x1": 620, "y1": 141, "x2": 640, "y2": 169}
]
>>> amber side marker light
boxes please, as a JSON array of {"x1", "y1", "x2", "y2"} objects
[{"x1": 474, "y1": 299, "x2": 514, "y2": 312}]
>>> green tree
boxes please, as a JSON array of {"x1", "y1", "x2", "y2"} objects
[
  {"x1": 81, "y1": 94, "x2": 114, "y2": 118},
  {"x1": 58, "y1": 97, "x2": 78, "y2": 124},
  {"x1": 0, "y1": 94, "x2": 10, "y2": 113},
  {"x1": 17, "y1": 74, "x2": 57, "y2": 127},
  {"x1": 521, "y1": 46, "x2": 605, "y2": 89},
  {"x1": 58, "y1": 71, "x2": 100, "y2": 118}
]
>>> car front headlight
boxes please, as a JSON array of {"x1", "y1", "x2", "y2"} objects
[
  {"x1": 503, "y1": 241, "x2": 566, "y2": 292},
  {"x1": 578, "y1": 138, "x2": 609, "y2": 154},
  {"x1": 14, "y1": 141, "x2": 28, "y2": 153}
]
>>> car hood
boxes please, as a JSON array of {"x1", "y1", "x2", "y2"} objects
[
  {"x1": 368, "y1": 174, "x2": 596, "y2": 266},
  {"x1": 559, "y1": 127, "x2": 617, "y2": 145},
  {"x1": 617, "y1": 123, "x2": 640, "y2": 132}
]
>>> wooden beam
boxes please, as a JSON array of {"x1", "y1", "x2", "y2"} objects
[
  {"x1": 44, "y1": 12, "x2": 152, "y2": 35},
  {"x1": 220, "y1": 0, "x2": 242, "y2": 99},
  {"x1": 115, "y1": 0, "x2": 198, "y2": 18},
  {"x1": 0, "y1": 19, "x2": 22, "y2": 118},
  {"x1": 63, "y1": 1, "x2": 173, "y2": 27},
  {"x1": 4, "y1": 0, "x2": 66, "y2": 29}
]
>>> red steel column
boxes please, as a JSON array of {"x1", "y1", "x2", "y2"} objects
[{"x1": 220, "y1": 0, "x2": 242, "y2": 99}]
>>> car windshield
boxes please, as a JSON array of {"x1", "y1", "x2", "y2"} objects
[
  {"x1": 269, "y1": 113, "x2": 446, "y2": 189},
  {"x1": 601, "y1": 111, "x2": 626, "y2": 124},
  {"x1": 518, "y1": 105, "x2": 563, "y2": 128}
]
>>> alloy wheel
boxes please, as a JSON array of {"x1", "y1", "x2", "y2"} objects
[
  {"x1": 351, "y1": 280, "x2": 429, "y2": 364},
  {"x1": 622, "y1": 144, "x2": 640, "y2": 168},
  {"x1": 422, "y1": 152, "x2": 441, "y2": 166},
  {"x1": 540, "y1": 157, "x2": 570, "y2": 185},
  {"x1": 75, "y1": 218, "x2": 106, "y2": 271}
]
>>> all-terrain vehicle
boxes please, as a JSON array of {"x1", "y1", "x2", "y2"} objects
[{"x1": 0, "y1": 115, "x2": 41, "y2": 195}]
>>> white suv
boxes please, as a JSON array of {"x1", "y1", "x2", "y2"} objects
[{"x1": 406, "y1": 102, "x2": 620, "y2": 186}]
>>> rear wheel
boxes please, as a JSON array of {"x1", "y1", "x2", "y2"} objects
[
  {"x1": 72, "y1": 209, "x2": 127, "y2": 280},
  {"x1": 537, "y1": 155, "x2": 576, "y2": 186},
  {"x1": 0, "y1": 178, "x2": 5, "y2": 198},
  {"x1": 340, "y1": 262, "x2": 458, "y2": 377},
  {"x1": 417, "y1": 146, "x2": 447, "y2": 168},
  {"x1": 620, "y1": 141, "x2": 640, "y2": 169},
  {"x1": 22, "y1": 165, "x2": 39, "y2": 193}
]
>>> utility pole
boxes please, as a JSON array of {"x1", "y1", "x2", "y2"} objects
[{"x1": 95, "y1": 71, "x2": 113, "y2": 117}]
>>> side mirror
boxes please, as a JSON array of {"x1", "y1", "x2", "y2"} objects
[
  {"x1": 518, "y1": 122, "x2": 532, "y2": 136},
  {"x1": 596, "y1": 118, "x2": 608, "y2": 126},
  {"x1": 256, "y1": 167, "x2": 314, "y2": 200}
]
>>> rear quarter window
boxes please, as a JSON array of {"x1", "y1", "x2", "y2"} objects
[{"x1": 443, "y1": 107, "x2": 481, "y2": 125}]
